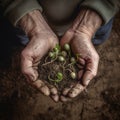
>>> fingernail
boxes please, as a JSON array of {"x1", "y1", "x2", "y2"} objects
[
  {"x1": 40, "y1": 86, "x2": 50, "y2": 96},
  {"x1": 85, "y1": 79, "x2": 91, "y2": 86},
  {"x1": 51, "y1": 88, "x2": 57, "y2": 95},
  {"x1": 29, "y1": 75, "x2": 36, "y2": 82},
  {"x1": 60, "y1": 96, "x2": 68, "y2": 102},
  {"x1": 69, "y1": 91, "x2": 76, "y2": 98},
  {"x1": 51, "y1": 95, "x2": 59, "y2": 102}
]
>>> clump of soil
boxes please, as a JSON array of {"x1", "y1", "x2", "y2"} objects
[{"x1": 38, "y1": 44, "x2": 80, "y2": 92}]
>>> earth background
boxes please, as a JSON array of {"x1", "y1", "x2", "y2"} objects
[{"x1": 0, "y1": 12, "x2": 120, "y2": 120}]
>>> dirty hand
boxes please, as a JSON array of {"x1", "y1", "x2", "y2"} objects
[
  {"x1": 60, "y1": 9, "x2": 102, "y2": 101},
  {"x1": 18, "y1": 10, "x2": 59, "y2": 102}
]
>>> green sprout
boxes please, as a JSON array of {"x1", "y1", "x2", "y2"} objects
[
  {"x1": 43, "y1": 44, "x2": 61, "y2": 65},
  {"x1": 49, "y1": 52, "x2": 55, "y2": 58},
  {"x1": 48, "y1": 72, "x2": 63, "y2": 84},
  {"x1": 70, "y1": 57, "x2": 76, "y2": 64},
  {"x1": 64, "y1": 43, "x2": 70, "y2": 51},
  {"x1": 56, "y1": 72, "x2": 63, "y2": 82},
  {"x1": 58, "y1": 56, "x2": 65, "y2": 62},
  {"x1": 53, "y1": 44, "x2": 61, "y2": 54},
  {"x1": 44, "y1": 43, "x2": 78, "y2": 84},
  {"x1": 70, "y1": 72, "x2": 76, "y2": 79},
  {"x1": 61, "y1": 51, "x2": 67, "y2": 57}
]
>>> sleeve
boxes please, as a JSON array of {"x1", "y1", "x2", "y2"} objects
[
  {"x1": 0, "y1": 0, "x2": 42, "y2": 26},
  {"x1": 81, "y1": 0, "x2": 120, "y2": 24}
]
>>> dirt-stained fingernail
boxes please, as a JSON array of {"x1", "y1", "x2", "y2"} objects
[
  {"x1": 51, "y1": 94, "x2": 59, "y2": 102},
  {"x1": 40, "y1": 86, "x2": 50, "y2": 96},
  {"x1": 68, "y1": 91, "x2": 76, "y2": 98},
  {"x1": 28, "y1": 74, "x2": 36, "y2": 82},
  {"x1": 50, "y1": 87, "x2": 58, "y2": 95}
]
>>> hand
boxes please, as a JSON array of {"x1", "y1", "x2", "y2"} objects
[
  {"x1": 18, "y1": 10, "x2": 59, "y2": 102},
  {"x1": 60, "y1": 8, "x2": 102, "y2": 101}
]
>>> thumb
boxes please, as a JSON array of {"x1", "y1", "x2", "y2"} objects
[
  {"x1": 60, "y1": 29, "x2": 74, "y2": 47},
  {"x1": 21, "y1": 50, "x2": 38, "y2": 82}
]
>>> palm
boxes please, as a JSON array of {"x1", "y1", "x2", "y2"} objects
[{"x1": 60, "y1": 31, "x2": 99, "y2": 101}]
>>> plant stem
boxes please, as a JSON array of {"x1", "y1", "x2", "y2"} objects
[{"x1": 42, "y1": 56, "x2": 57, "y2": 66}]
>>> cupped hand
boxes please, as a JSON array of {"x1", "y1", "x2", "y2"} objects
[
  {"x1": 60, "y1": 8, "x2": 102, "y2": 102},
  {"x1": 18, "y1": 10, "x2": 59, "y2": 102}
]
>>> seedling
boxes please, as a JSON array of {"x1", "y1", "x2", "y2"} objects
[
  {"x1": 64, "y1": 43, "x2": 70, "y2": 51},
  {"x1": 48, "y1": 72, "x2": 63, "y2": 84},
  {"x1": 49, "y1": 52, "x2": 55, "y2": 58},
  {"x1": 70, "y1": 57, "x2": 76, "y2": 64},
  {"x1": 61, "y1": 51, "x2": 67, "y2": 57},
  {"x1": 53, "y1": 44, "x2": 61, "y2": 55},
  {"x1": 43, "y1": 43, "x2": 78, "y2": 85},
  {"x1": 70, "y1": 72, "x2": 76, "y2": 79},
  {"x1": 58, "y1": 56, "x2": 65, "y2": 62}
]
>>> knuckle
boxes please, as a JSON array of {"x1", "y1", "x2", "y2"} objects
[
  {"x1": 66, "y1": 29, "x2": 74, "y2": 36},
  {"x1": 21, "y1": 49, "x2": 32, "y2": 59},
  {"x1": 91, "y1": 71, "x2": 97, "y2": 77},
  {"x1": 49, "y1": 36, "x2": 59, "y2": 49},
  {"x1": 22, "y1": 68, "x2": 28, "y2": 75},
  {"x1": 94, "y1": 53, "x2": 100, "y2": 61}
]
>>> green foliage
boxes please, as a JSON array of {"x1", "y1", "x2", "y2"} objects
[{"x1": 56, "y1": 72, "x2": 63, "y2": 81}]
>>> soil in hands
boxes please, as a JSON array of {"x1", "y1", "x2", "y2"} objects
[{"x1": 38, "y1": 44, "x2": 81, "y2": 93}]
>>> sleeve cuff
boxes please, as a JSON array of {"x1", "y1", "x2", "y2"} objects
[
  {"x1": 81, "y1": 0, "x2": 119, "y2": 24},
  {"x1": 4, "y1": 0, "x2": 42, "y2": 26}
]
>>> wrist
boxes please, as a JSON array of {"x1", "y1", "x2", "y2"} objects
[
  {"x1": 17, "y1": 10, "x2": 54, "y2": 38},
  {"x1": 72, "y1": 8, "x2": 102, "y2": 39}
]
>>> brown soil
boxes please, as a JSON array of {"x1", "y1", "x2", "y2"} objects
[
  {"x1": 38, "y1": 52, "x2": 79, "y2": 92},
  {"x1": 0, "y1": 13, "x2": 120, "y2": 120}
]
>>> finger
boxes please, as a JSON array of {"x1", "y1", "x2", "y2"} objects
[
  {"x1": 82, "y1": 58, "x2": 99, "y2": 86},
  {"x1": 21, "y1": 50, "x2": 38, "y2": 82},
  {"x1": 60, "y1": 30, "x2": 74, "y2": 47},
  {"x1": 32, "y1": 79, "x2": 50, "y2": 96},
  {"x1": 68, "y1": 84, "x2": 85, "y2": 98},
  {"x1": 51, "y1": 94, "x2": 59, "y2": 102},
  {"x1": 62, "y1": 84, "x2": 74, "y2": 96},
  {"x1": 60, "y1": 95, "x2": 71, "y2": 102},
  {"x1": 77, "y1": 64, "x2": 84, "y2": 69},
  {"x1": 78, "y1": 57, "x2": 86, "y2": 66},
  {"x1": 50, "y1": 37, "x2": 59, "y2": 49},
  {"x1": 78, "y1": 70, "x2": 84, "y2": 80},
  {"x1": 47, "y1": 84, "x2": 58, "y2": 95},
  {"x1": 45, "y1": 83, "x2": 59, "y2": 102},
  {"x1": 49, "y1": 86, "x2": 59, "y2": 102},
  {"x1": 61, "y1": 85, "x2": 74, "y2": 102}
]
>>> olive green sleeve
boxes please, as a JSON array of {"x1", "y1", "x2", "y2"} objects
[
  {"x1": 0, "y1": 0, "x2": 42, "y2": 26},
  {"x1": 81, "y1": 0, "x2": 120, "y2": 24}
]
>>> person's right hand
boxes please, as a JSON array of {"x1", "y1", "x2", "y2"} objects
[{"x1": 18, "y1": 10, "x2": 59, "y2": 102}]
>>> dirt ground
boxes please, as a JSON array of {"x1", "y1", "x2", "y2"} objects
[{"x1": 0, "y1": 13, "x2": 120, "y2": 120}]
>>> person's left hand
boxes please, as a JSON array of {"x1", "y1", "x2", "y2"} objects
[{"x1": 60, "y1": 8, "x2": 102, "y2": 102}]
